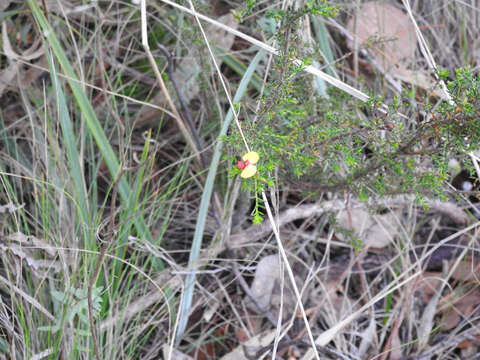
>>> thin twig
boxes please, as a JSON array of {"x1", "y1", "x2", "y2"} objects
[
  {"x1": 140, "y1": 1, "x2": 203, "y2": 169},
  {"x1": 157, "y1": 43, "x2": 224, "y2": 224},
  {"x1": 157, "y1": 44, "x2": 207, "y2": 168},
  {"x1": 41, "y1": 0, "x2": 50, "y2": 21}
]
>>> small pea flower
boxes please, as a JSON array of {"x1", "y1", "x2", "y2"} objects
[{"x1": 236, "y1": 151, "x2": 259, "y2": 178}]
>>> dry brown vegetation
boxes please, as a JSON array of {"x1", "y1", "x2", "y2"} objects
[{"x1": 0, "y1": 1, "x2": 479, "y2": 359}]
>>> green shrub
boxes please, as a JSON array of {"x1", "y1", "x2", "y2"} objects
[{"x1": 226, "y1": 5, "x2": 480, "y2": 222}]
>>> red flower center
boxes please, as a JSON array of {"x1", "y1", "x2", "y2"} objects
[{"x1": 237, "y1": 160, "x2": 250, "y2": 169}]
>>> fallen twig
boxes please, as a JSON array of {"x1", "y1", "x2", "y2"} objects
[{"x1": 228, "y1": 197, "x2": 469, "y2": 248}]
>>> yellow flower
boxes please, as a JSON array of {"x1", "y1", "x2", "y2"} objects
[
  {"x1": 242, "y1": 151, "x2": 259, "y2": 164},
  {"x1": 240, "y1": 164, "x2": 257, "y2": 178},
  {"x1": 238, "y1": 151, "x2": 259, "y2": 178}
]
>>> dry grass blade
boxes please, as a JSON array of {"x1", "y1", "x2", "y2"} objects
[
  {"x1": 29, "y1": 348, "x2": 54, "y2": 360},
  {"x1": 0, "y1": 274, "x2": 54, "y2": 321},
  {"x1": 401, "y1": 0, "x2": 453, "y2": 105}
]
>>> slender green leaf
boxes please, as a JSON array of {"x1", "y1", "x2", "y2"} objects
[
  {"x1": 27, "y1": 0, "x2": 152, "y2": 241},
  {"x1": 47, "y1": 50, "x2": 89, "y2": 225},
  {"x1": 176, "y1": 49, "x2": 266, "y2": 344},
  {"x1": 215, "y1": 46, "x2": 267, "y2": 94},
  {"x1": 311, "y1": 16, "x2": 337, "y2": 78}
]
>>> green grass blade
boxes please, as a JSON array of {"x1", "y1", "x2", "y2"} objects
[
  {"x1": 47, "y1": 50, "x2": 89, "y2": 225},
  {"x1": 27, "y1": 0, "x2": 152, "y2": 241},
  {"x1": 215, "y1": 46, "x2": 267, "y2": 94},
  {"x1": 176, "y1": 49, "x2": 266, "y2": 344},
  {"x1": 311, "y1": 16, "x2": 338, "y2": 78},
  {"x1": 310, "y1": 17, "x2": 337, "y2": 98}
]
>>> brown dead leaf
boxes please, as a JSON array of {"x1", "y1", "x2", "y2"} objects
[
  {"x1": 388, "y1": 330, "x2": 403, "y2": 360},
  {"x1": 336, "y1": 208, "x2": 400, "y2": 248},
  {"x1": 450, "y1": 256, "x2": 480, "y2": 283},
  {"x1": 458, "y1": 333, "x2": 480, "y2": 349},
  {"x1": 440, "y1": 308, "x2": 461, "y2": 331},
  {"x1": 439, "y1": 288, "x2": 480, "y2": 331},
  {"x1": 413, "y1": 272, "x2": 443, "y2": 304},
  {"x1": 245, "y1": 254, "x2": 298, "y2": 321},
  {"x1": 247, "y1": 255, "x2": 281, "y2": 311},
  {"x1": 346, "y1": 1, "x2": 417, "y2": 73}
]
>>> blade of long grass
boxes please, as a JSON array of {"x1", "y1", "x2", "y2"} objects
[
  {"x1": 175, "y1": 49, "x2": 266, "y2": 344},
  {"x1": 311, "y1": 17, "x2": 338, "y2": 78},
  {"x1": 261, "y1": 191, "x2": 320, "y2": 360},
  {"x1": 47, "y1": 51, "x2": 89, "y2": 226},
  {"x1": 27, "y1": 0, "x2": 152, "y2": 242},
  {"x1": 310, "y1": 16, "x2": 337, "y2": 97},
  {"x1": 215, "y1": 46, "x2": 266, "y2": 94},
  {"x1": 122, "y1": 130, "x2": 151, "y2": 242}
]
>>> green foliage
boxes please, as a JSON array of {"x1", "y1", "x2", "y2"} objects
[
  {"x1": 227, "y1": 6, "x2": 480, "y2": 223},
  {"x1": 233, "y1": 0, "x2": 337, "y2": 24},
  {"x1": 251, "y1": 184, "x2": 265, "y2": 225},
  {"x1": 39, "y1": 286, "x2": 103, "y2": 338}
]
